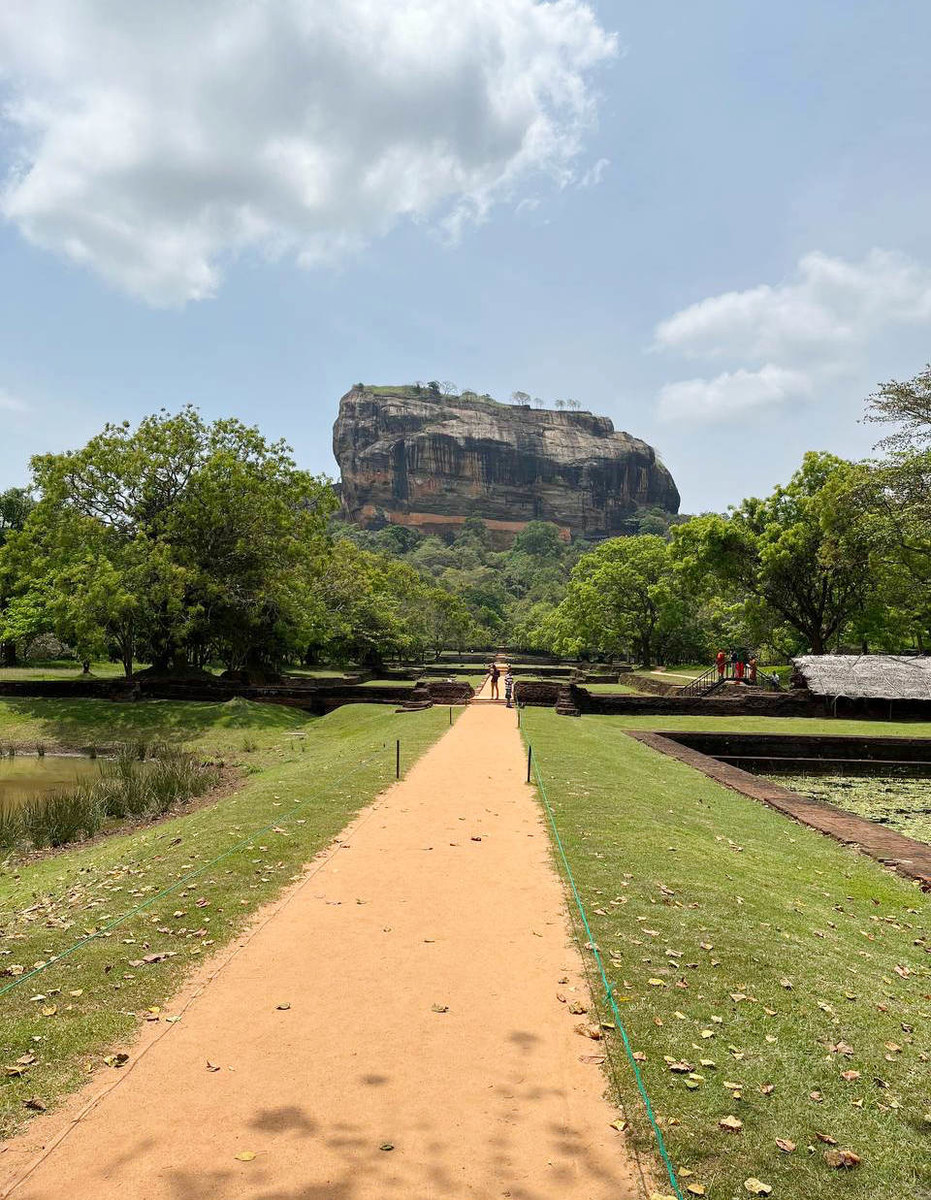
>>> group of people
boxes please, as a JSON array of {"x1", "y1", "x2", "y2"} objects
[
  {"x1": 488, "y1": 662, "x2": 514, "y2": 707},
  {"x1": 715, "y1": 648, "x2": 758, "y2": 684}
]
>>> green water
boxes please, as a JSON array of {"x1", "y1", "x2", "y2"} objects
[
  {"x1": 0, "y1": 756, "x2": 101, "y2": 811},
  {"x1": 772, "y1": 772, "x2": 931, "y2": 846}
]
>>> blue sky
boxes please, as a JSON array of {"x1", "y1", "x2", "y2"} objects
[{"x1": 2, "y1": 1, "x2": 930, "y2": 513}]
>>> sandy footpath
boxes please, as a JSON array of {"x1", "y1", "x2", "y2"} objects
[{"x1": 0, "y1": 700, "x2": 644, "y2": 1200}]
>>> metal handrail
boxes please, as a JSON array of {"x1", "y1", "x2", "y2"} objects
[{"x1": 677, "y1": 658, "x2": 782, "y2": 697}]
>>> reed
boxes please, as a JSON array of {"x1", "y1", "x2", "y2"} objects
[{"x1": 5, "y1": 747, "x2": 218, "y2": 852}]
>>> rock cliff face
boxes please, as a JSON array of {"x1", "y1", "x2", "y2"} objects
[{"x1": 333, "y1": 386, "x2": 680, "y2": 544}]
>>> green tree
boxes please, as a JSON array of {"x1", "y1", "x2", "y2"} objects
[
  {"x1": 12, "y1": 408, "x2": 336, "y2": 675},
  {"x1": 511, "y1": 521, "x2": 564, "y2": 560},
  {"x1": 547, "y1": 535, "x2": 677, "y2": 665},
  {"x1": 0, "y1": 487, "x2": 36, "y2": 665},
  {"x1": 672, "y1": 453, "x2": 876, "y2": 655},
  {"x1": 861, "y1": 363, "x2": 931, "y2": 586}
]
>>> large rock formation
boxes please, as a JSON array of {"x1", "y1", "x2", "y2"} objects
[{"x1": 333, "y1": 385, "x2": 679, "y2": 544}]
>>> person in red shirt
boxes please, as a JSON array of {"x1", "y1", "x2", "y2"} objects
[
  {"x1": 735, "y1": 656, "x2": 745, "y2": 681},
  {"x1": 715, "y1": 649, "x2": 726, "y2": 680}
]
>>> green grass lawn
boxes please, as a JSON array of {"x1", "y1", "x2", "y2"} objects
[
  {"x1": 581, "y1": 681, "x2": 643, "y2": 694},
  {"x1": 522, "y1": 709, "x2": 931, "y2": 1200},
  {"x1": 614, "y1": 714, "x2": 931, "y2": 738},
  {"x1": 0, "y1": 660, "x2": 142, "y2": 682},
  {"x1": 0, "y1": 696, "x2": 325, "y2": 758},
  {"x1": 0, "y1": 702, "x2": 454, "y2": 1139}
]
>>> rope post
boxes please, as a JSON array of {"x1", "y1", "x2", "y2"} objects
[
  {"x1": 396, "y1": 739, "x2": 400, "y2": 780},
  {"x1": 526, "y1": 744, "x2": 532, "y2": 784},
  {"x1": 449, "y1": 705, "x2": 452, "y2": 725}
]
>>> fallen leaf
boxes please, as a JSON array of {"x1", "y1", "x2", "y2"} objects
[
  {"x1": 431, "y1": 1004, "x2": 450, "y2": 1014},
  {"x1": 234, "y1": 1151, "x2": 256, "y2": 1162},
  {"x1": 103, "y1": 1054, "x2": 128, "y2": 1068},
  {"x1": 759, "y1": 1083, "x2": 775, "y2": 1095},
  {"x1": 824, "y1": 1148, "x2": 861, "y2": 1169},
  {"x1": 776, "y1": 1138, "x2": 796, "y2": 1153},
  {"x1": 743, "y1": 1179, "x2": 772, "y2": 1196},
  {"x1": 206, "y1": 1061, "x2": 221, "y2": 1072},
  {"x1": 276, "y1": 1002, "x2": 291, "y2": 1011},
  {"x1": 719, "y1": 1115, "x2": 743, "y2": 1133},
  {"x1": 40, "y1": 1006, "x2": 57, "y2": 1017},
  {"x1": 609, "y1": 1118, "x2": 627, "y2": 1132},
  {"x1": 380, "y1": 1142, "x2": 394, "y2": 1151},
  {"x1": 576, "y1": 1022, "x2": 602, "y2": 1040},
  {"x1": 23, "y1": 1098, "x2": 46, "y2": 1112},
  {"x1": 686, "y1": 1185, "x2": 706, "y2": 1197},
  {"x1": 841, "y1": 1070, "x2": 861, "y2": 1082},
  {"x1": 579, "y1": 1054, "x2": 605, "y2": 1064},
  {"x1": 816, "y1": 1132, "x2": 838, "y2": 1145},
  {"x1": 568, "y1": 1000, "x2": 588, "y2": 1015}
]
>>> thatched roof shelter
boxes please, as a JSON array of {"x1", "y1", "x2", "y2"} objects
[{"x1": 793, "y1": 655, "x2": 931, "y2": 701}]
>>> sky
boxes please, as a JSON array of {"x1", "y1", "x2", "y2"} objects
[{"x1": 1, "y1": 0, "x2": 930, "y2": 514}]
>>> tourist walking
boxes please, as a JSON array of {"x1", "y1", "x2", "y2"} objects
[
  {"x1": 715, "y1": 648, "x2": 726, "y2": 681},
  {"x1": 748, "y1": 656, "x2": 758, "y2": 685},
  {"x1": 489, "y1": 662, "x2": 500, "y2": 699},
  {"x1": 504, "y1": 667, "x2": 514, "y2": 708}
]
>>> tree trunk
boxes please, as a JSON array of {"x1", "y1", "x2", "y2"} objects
[
  {"x1": 1, "y1": 640, "x2": 17, "y2": 668},
  {"x1": 809, "y1": 631, "x2": 825, "y2": 655}
]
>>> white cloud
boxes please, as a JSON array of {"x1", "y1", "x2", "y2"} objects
[
  {"x1": 657, "y1": 365, "x2": 813, "y2": 422},
  {"x1": 579, "y1": 156, "x2": 609, "y2": 187},
  {"x1": 0, "y1": 0, "x2": 616, "y2": 306},
  {"x1": 654, "y1": 249, "x2": 931, "y2": 422}
]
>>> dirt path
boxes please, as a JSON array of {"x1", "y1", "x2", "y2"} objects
[{"x1": 1, "y1": 703, "x2": 644, "y2": 1200}]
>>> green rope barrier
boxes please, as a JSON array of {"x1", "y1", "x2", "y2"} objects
[
  {"x1": 0, "y1": 746, "x2": 389, "y2": 1001},
  {"x1": 525, "y1": 728, "x2": 685, "y2": 1200}
]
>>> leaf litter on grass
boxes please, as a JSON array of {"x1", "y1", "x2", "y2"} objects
[
  {"x1": 0, "y1": 704, "x2": 454, "y2": 1141},
  {"x1": 523, "y1": 710, "x2": 931, "y2": 1200}
]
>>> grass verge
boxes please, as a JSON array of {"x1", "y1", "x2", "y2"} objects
[
  {"x1": 522, "y1": 708, "x2": 931, "y2": 1200},
  {"x1": 0, "y1": 702, "x2": 453, "y2": 1139},
  {"x1": 614, "y1": 714, "x2": 931, "y2": 738}
]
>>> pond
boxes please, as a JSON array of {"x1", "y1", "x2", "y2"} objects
[
  {"x1": 771, "y1": 771, "x2": 931, "y2": 847},
  {"x1": 0, "y1": 756, "x2": 102, "y2": 812}
]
